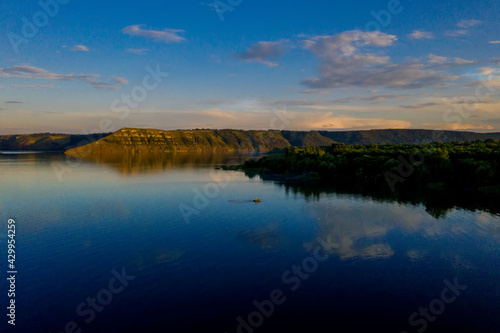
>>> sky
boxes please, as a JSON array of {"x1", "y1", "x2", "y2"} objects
[{"x1": 1, "y1": 0, "x2": 500, "y2": 134}]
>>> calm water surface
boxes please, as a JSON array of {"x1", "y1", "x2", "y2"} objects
[{"x1": 1, "y1": 152, "x2": 499, "y2": 332}]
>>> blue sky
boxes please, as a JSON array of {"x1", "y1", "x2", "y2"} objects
[{"x1": 1, "y1": 0, "x2": 500, "y2": 134}]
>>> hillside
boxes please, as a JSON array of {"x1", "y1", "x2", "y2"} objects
[
  {"x1": 64, "y1": 128, "x2": 298, "y2": 156},
  {"x1": 0, "y1": 133, "x2": 111, "y2": 151},
  {"x1": 3, "y1": 128, "x2": 500, "y2": 153},
  {"x1": 318, "y1": 129, "x2": 500, "y2": 145},
  {"x1": 63, "y1": 128, "x2": 500, "y2": 156}
]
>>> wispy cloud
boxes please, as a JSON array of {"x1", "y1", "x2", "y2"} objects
[
  {"x1": 0, "y1": 65, "x2": 97, "y2": 82},
  {"x1": 123, "y1": 108, "x2": 412, "y2": 131},
  {"x1": 489, "y1": 41, "x2": 500, "y2": 44},
  {"x1": 113, "y1": 77, "x2": 128, "y2": 84},
  {"x1": 71, "y1": 45, "x2": 89, "y2": 52},
  {"x1": 479, "y1": 67, "x2": 496, "y2": 75},
  {"x1": 126, "y1": 48, "x2": 149, "y2": 55},
  {"x1": 361, "y1": 94, "x2": 408, "y2": 102},
  {"x1": 300, "y1": 89, "x2": 331, "y2": 94},
  {"x1": 305, "y1": 113, "x2": 412, "y2": 130},
  {"x1": 0, "y1": 65, "x2": 122, "y2": 90},
  {"x1": 453, "y1": 57, "x2": 476, "y2": 65},
  {"x1": 400, "y1": 94, "x2": 499, "y2": 110},
  {"x1": 267, "y1": 98, "x2": 351, "y2": 108},
  {"x1": 400, "y1": 102, "x2": 445, "y2": 109},
  {"x1": 446, "y1": 19, "x2": 483, "y2": 37},
  {"x1": 427, "y1": 54, "x2": 448, "y2": 64},
  {"x1": 408, "y1": 30, "x2": 434, "y2": 40},
  {"x1": 122, "y1": 25, "x2": 185, "y2": 43},
  {"x1": 457, "y1": 19, "x2": 483, "y2": 28},
  {"x1": 234, "y1": 41, "x2": 288, "y2": 67},
  {"x1": 5, "y1": 101, "x2": 22, "y2": 104},
  {"x1": 427, "y1": 54, "x2": 475, "y2": 65},
  {"x1": 445, "y1": 30, "x2": 469, "y2": 37},
  {"x1": 90, "y1": 82, "x2": 119, "y2": 90},
  {"x1": 423, "y1": 122, "x2": 493, "y2": 130},
  {"x1": 301, "y1": 30, "x2": 451, "y2": 90},
  {"x1": 11, "y1": 84, "x2": 54, "y2": 89}
]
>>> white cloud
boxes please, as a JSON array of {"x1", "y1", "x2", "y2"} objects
[
  {"x1": 234, "y1": 41, "x2": 288, "y2": 67},
  {"x1": 71, "y1": 45, "x2": 89, "y2": 52},
  {"x1": 302, "y1": 30, "x2": 396, "y2": 57},
  {"x1": 427, "y1": 54, "x2": 476, "y2": 66},
  {"x1": 408, "y1": 30, "x2": 434, "y2": 40},
  {"x1": 446, "y1": 20, "x2": 483, "y2": 37},
  {"x1": 122, "y1": 25, "x2": 185, "y2": 43},
  {"x1": 427, "y1": 54, "x2": 475, "y2": 65},
  {"x1": 428, "y1": 54, "x2": 448, "y2": 64},
  {"x1": 457, "y1": 19, "x2": 483, "y2": 28},
  {"x1": 445, "y1": 30, "x2": 470, "y2": 37},
  {"x1": 453, "y1": 58, "x2": 476, "y2": 65},
  {"x1": 301, "y1": 30, "x2": 451, "y2": 90}
]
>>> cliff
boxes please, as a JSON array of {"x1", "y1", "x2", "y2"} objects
[
  {"x1": 5, "y1": 128, "x2": 500, "y2": 155},
  {"x1": 64, "y1": 128, "x2": 335, "y2": 156}
]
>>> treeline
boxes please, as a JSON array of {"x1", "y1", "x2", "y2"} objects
[
  {"x1": 233, "y1": 140, "x2": 500, "y2": 194},
  {"x1": 0, "y1": 133, "x2": 111, "y2": 151}
]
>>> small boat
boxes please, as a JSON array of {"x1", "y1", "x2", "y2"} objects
[{"x1": 253, "y1": 198, "x2": 262, "y2": 203}]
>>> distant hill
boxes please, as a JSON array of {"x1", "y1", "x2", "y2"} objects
[
  {"x1": 0, "y1": 133, "x2": 111, "y2": 151},
  {"x1": 2, "y1": 128, "x2": 500, "y2": 153},
  {"x1": 318, "y1": 129, "x2": 500, "y2": 145},
  {"x1": 63, "y1": 128, "x2": 500, "y2": 156}
]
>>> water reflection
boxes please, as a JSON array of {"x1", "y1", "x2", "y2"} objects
[
  {"x1": 302, "y1": 192, "x2": 500, "y2": 262},
  {"x1": 272, "y1": 181, "x2": 500, "y2": 218},
  {"x1": 2, "y1": 152, "x2": 500, "y2": 332},
  {"x1": 71, "y1": 151, "x2": 254, "y2": 175},
  {"x1": 60, "y1": 150, "x2": 500, "y2": 219}
]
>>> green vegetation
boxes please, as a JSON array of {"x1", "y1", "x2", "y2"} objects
[
  {"x1": 0, "y1": 133, "x2": 110, "y2": 151},
  {"x1": 64, "y1": 127, "x2": 500, "y2": 156},
  {"x1": 65, "y1": 128, "x2": 293, "y2": 156},
  {"x1": 318, "y1": 129, "x2": 500, "y2": 145},
  {"x1": 231, "y1": 140, "x2": 500, "y2": 194}
]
